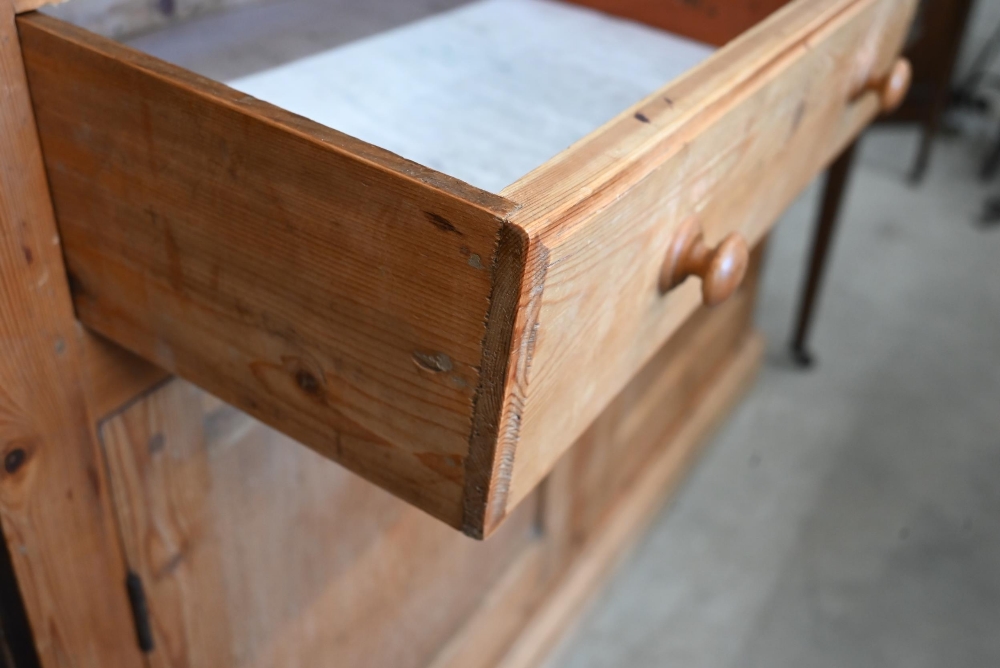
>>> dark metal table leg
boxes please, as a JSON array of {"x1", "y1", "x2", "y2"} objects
[
  {"x1": 908, "y1": 0, "x2": 975, "y2": 183},
  {"x1": 980, "y1": 121, "x2": 1000, "y2": 181},
  {"x1": 909, "y1": 90, "x2": 947, "y2": 183},
  {"x1": 789, "y1": 140, "x2": 859, "y2": 368}
]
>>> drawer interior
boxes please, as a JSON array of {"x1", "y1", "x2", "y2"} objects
[
  {"x1": 121, "y1": 0, "x2": 716, "y2": 193},
  {"x1": 221, "y1": 0, "x2": 714, "y2": 193}
]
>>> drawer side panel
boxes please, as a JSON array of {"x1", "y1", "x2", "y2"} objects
[{"x1": 18, "y1": 13, "x2": 522, "y2": 529}]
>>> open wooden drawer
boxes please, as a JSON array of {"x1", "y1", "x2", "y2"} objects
[{"x1": 17, "y1": 0, "x2": 914, "y2": 537}]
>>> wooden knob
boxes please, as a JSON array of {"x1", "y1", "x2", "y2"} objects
[
  {"x1": 865, "y1": 58, "x2": 912, "y2": 114},
  {"x1": 659, "y1": 218, "x2": 749, "y2": 307}
]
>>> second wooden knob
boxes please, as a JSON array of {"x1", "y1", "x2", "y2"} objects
[
  {"x1": 862, "y1": 57, "x2": 912, "y2": 114},
  {"x1": 659, "y1": 218, "x2": 749, "y2": 307}
]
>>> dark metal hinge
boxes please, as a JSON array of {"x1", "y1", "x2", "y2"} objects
[{"x1": 125, "y1": 571, "x2": 154, "y2": 653}]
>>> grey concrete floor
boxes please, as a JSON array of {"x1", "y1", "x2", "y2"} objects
[{"x1": 548, "y1": 128, "x2": 1000, "y2": 668}]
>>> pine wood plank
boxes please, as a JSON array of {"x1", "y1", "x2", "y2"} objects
[
  {"x1": 493, "y1": 0, "x2": 916, "y2": 522},
  {"x1": 0, "y1": 2, "x2": 145, "y2": 665},
  {"x1": 18, "y1": 12, "x2": 524, "y2": 531}
]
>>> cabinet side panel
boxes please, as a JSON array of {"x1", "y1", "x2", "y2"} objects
[{"x1": 0, "y1": 4, "x2": 145, "y2": 666}]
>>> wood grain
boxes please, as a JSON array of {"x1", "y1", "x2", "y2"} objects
[
  {"x1": 0, "y1": 2, "x2": 144, "y2": 665},
  {"x1": 494, "y1": 0, "x2": 916, "y2": 520},
  {"x1": 98, "y1": 380, "x2": 539, "y2": 668},
  {"x1": 19, "y1": 13, "x2": 524, "y2": 530}
]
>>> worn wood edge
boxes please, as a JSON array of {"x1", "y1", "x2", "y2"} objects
[
  {"x1": 462, "y1": 223, "x2": 531, "y2": 538},
  {"x1": 495, "y1": 332, "x2": 765, "y2": 668},
  {"x1": 472, "y1": 237, "x2": 550, "y2": 539},
  {"x1": 17, "y1": 12, "x2": 517, "y2": 221},
  {"x1": 501, "y1": 0, "x2": 865, "y2": 231}
]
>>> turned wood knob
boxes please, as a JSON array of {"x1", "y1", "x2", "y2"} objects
[
  {"x1": 659, "y1": 218, "x2": 749, "y2": 307},
  {"x1": 865, "y1": 58, "x2": 912, "y2": 114}
]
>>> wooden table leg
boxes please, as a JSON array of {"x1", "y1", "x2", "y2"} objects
[{"x1": 789, "y1": 140, "x2": 859, "y2": 368}]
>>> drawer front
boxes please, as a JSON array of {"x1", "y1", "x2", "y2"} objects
[
  {"x1": 562, "y1": 249, "x2": 762, "y2": 544},
  {"x1": 494, "y1": 0, "x2": 916, "y2": 524}
]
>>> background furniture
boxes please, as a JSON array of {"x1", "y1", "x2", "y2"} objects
[
  {"x1": 789, "y1": 0, "x2": 974, "y2": 366},
  {"x1": 893, "y1": 0, "x2": 976, "y2": 183}
]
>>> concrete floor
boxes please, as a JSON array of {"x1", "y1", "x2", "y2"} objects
[{"x1": 548, "y1": 128, "x2": 1000, "y2": 667}]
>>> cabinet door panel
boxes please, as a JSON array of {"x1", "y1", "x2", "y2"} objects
[{"x1": 99, "y1": 382, "x2": 538, "y2": 668}]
